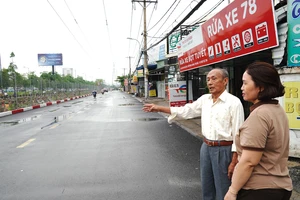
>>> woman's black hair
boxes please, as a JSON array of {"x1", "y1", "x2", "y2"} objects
[{"x1": 245, "y1": 62, "x2": 285, "y2": 100}]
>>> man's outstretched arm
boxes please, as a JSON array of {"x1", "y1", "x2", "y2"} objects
[{"x1": 143, "y1": 104, "x2": 171, "y2": 114}]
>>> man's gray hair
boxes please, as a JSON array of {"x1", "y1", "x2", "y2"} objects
[{"x1": 214, "y1": 68, "x2": 229, "y2": 79}]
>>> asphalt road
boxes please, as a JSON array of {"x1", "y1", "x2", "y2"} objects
[{"x1": 0, "y1": 91, "x2": 202, "y2": 200}]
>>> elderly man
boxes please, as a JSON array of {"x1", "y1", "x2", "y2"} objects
[{"x1": 143, "y1": 68, "x2": 244, "y2": 200}]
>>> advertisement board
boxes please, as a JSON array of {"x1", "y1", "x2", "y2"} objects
[
  {"x1": 283, "y1": 81, "x2": 300, "y2": 129},
  {"x1": 287, "y1": 0, "x2": 300, "y2": 66},
  {"x1": 137, "y1": 69, "x2": 143, "y2": 77},
  {"x1": 38, "y1": 53, "x2": 63, "y2": 66},
  {"x1": 169, "y1": 81, "x2": 193, "y2": 107},
  {"x1": 178, "y1": 0, "x2": 278, "y2": 72}
]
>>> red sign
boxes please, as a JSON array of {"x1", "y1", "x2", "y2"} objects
[{"x1": 178, "y1": 0, "x2": 278, "y2": 72}]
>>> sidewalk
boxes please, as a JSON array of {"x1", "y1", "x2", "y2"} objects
[{"x1": 134, "y1": 95, "x2": 300, "y2": 200}]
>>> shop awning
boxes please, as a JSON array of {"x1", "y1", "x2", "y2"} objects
[{"x1": 136, "y1": 64, "x2": 157, "y2": 70}]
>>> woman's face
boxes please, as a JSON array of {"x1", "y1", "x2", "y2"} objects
[{"x1": 241, "y1": 71, "x2": 261, "y2": 104}]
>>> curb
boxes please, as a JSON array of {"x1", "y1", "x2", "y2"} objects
[{"x1": 0, "y1": 94, "x2": 90, "y2": 118}]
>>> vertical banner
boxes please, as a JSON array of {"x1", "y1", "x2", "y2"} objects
[
  {"x1": 0, "y1": 54, "x2": 2, "y2": 91},
  {"x1": 283, "y1": 82, "x2": 300, "y2": 129},
  {"x1": 168, "y1": 81, "x2": 193, "y2": 107},
  {"x1": 287, "y1": 0, "x2": 300, "y2": 66}
]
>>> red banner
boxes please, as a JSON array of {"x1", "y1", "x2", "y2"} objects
[{"x1": 178, "y1": 0, "x2": 278, "y2": 72}]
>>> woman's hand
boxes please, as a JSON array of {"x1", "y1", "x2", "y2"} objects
[{"x1": 224, "y1": 190, "x2": 237, "y2": 200}]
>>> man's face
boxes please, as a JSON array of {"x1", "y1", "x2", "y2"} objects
[{"x1": 206, "y1": 69, "x2": 228, "y2": 96}]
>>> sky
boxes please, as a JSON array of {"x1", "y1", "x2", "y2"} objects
[{"x1": 0, "y1": 0, "x2": 231, "y2": 85}]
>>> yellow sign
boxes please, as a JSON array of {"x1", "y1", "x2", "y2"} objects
[
  {"x1": 283, "y1": 82, "x2": 300, "y2": 129},
  {"x1": 137, "y1": 70, "x2": 143, "y2": 77},
  {"x1": 149, "y1": 89, "x2": 156, "y2": 97},
  {"x1": 132, "y1": 76, "x2": 138, "y2": 83}
]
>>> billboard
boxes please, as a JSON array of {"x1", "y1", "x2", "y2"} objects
[
  {"x1": 38, "y1": 53, "x2": 63, "y2": 66},
  {"x1": 178, "y1": 0, "x2": 278, "y2": 72},
  {"x1": 287, "y1": 0, "x2": 300, "y2": 66}
]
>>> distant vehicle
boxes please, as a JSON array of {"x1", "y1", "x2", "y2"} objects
[
  {"x1": 92, "y1": 90, "x2": 97, "y2": 98},
  {"x1": 6, "y1": 87, "x2": 14, "y2": 92}
]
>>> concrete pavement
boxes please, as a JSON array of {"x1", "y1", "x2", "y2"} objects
[{"x1": 1, "y1": 92, "x2": 299, "y2": 199}]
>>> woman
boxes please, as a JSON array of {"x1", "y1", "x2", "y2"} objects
[{"x1": 225, "y1": 62, "x2": 293, "y2": 200}]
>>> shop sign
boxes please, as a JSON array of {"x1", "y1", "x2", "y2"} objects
[
  {"x1": 137, "y1": 69, "x2": 143, "y2": 77},
  {"x1": 132, "y1": 76, "x2": 138, "y2": 83},
  {"x1": 168, "y1": 81, "x2": 193, "y2": 107},
  {"x1": 178, "y1": 0, "x2": 278, "y2": 72},
  {"x1": 168, "y1": 25, "x2": 198, "y2": 54},
  {"x1": 169, "y1": 32, "x2": 181, "y2": 53},
  {"x1": 159, "y1": 44, "x2": 166, "y2": 60},
  {"x1": 287, "y1": 0, "x2": 300, "y2": 67},
  {"x1": 283, "y1": 81, "x2": 300, "y2": 129}
]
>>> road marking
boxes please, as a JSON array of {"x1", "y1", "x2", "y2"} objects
[
  {"x1": 50, "y1": 123, "x2": 60, "y2": 129},
  {"x1": 16, "y1": 138, "x2": 36, "y2": 148}
]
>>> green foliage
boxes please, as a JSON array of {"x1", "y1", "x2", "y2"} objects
[
  {"x1": 0, "y1": 52, "x2": 111, "y2": 92},
  {"x1": 115, "y1": 76, "x2": 125, "y2": 87}
]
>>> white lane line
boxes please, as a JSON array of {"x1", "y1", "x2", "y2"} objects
[{"x1": 16, "y1": 138, "x2": 36, "y2": 148}]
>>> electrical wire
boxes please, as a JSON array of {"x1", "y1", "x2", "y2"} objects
[
  {"x1": 147, "y1": 0, "x2": 207, "y2": 50},
  {"x1": 190, "y1": 0, "x2": 224, "y2": 26},
  {"x1": 132, "y1": 11, "x2": 144, "y2": 66},
  {"x1": 148, "y1": 0, "x2": 193, "y2": 45},
  {"x1": 128, "y1": 4, "x2": 135, "y2": 57},
  {"x1": 102, "y1": 0, "x2": 115, "y2": 84},
  {"x1": 64, "y1": 0, "x2": 93, "y2": 51},
  {"x1": 147, "y1": 0, "x2": 182, "y2": 45},
  {"x1": 47, "y1": 0, "x2": 89, "y2": 56},
  {"x1": 146, "y1": 4, "x2": 156, "y2": 32},
  {"x1": 147, "y1": 0, "x2": 178, "y2": 32}
]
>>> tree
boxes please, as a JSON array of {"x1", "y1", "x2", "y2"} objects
[
  {"x1": 8, "y1": 62, "x2": 17, "y2": 72},
  {"x1": 10, "y1": 52, "x2": 15, "y2": 62},
  {"x1": 115, "y1": 76, "x2": 125, "y2": 87},
  {"x1": 1, "y1": 68, "x2": 10, "y2": 88}
]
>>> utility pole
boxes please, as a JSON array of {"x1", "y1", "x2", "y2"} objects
[
  {"x1": 122, "y1": 68, "x2": 126, "y2": 92},
  {"x1": 132, "y1": 0, "x2": 157, "y2": 99},
  {"x1": 126, "y1": 56, "x2": 134, "y2": 93}
]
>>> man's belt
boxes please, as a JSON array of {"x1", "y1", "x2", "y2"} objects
[{"x1": 203, "y1": 138, "x2": 233, "y2": 147}]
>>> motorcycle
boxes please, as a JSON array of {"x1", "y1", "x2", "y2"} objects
[{"x1": 92, "y1": 91, "x2": 97, "y2": 98}]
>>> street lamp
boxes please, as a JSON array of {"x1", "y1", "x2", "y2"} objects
[
  {"x1": 127, "y1": 37, "x2": 149, "y2": 98},
  {"x1": 24, "y1": 66, "x2": 33, "y2": 105}
]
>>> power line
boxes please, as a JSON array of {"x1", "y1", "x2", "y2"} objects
[
  {"x1": 64, "y1": 0, "x2": 93, "y2": 51},
  {"x1": 128, "y1": 4, "x2": 135, "y2": 57},
  {"x1": 147, "y1": 0, "x2": 178, "y2": 32},
  {"x1": 131, "y1": 10, "x2": 144, "y2": 66},
  {"x1": 190, "y1": 0, "x2": 225, "y2": 26},
  {"x1": 146, "y1": 3, "x2": 157, "y2": 31},
  {"x1": 102, "y1": 0, "x2": 115, "y2": 85},
  {"x1": 147, "y1": 0, "x2": 182, "y2": 45},
  {"x1": 147, "y1": 0, "x2": 207, "y2": 50},
  {"x1": 148, "y1": 0, "x2": 195, "y2": 45},
  {"x1": 46, "y1": 0, "x2": 89, "y2": 56}
]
